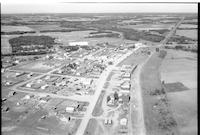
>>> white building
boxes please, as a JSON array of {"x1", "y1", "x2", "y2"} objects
[
  {"x1": 66, "y1": 106, "x2": 75, "y2": 113},
  {"x1": 41, "y1": 84, "x2": 48, "y2": 90},
  {"x1": 120, "y1": 118, "x2": 128, "y2": 126},
  {"x1": 69, "y1": 41, "x2": 88, "y2": 46},
  {"x1": 120, "y1": 81, "x2": 130, "y2": 90},
  {"x1": 26, "y1": 83, "x2": 32, "y2": 88}
]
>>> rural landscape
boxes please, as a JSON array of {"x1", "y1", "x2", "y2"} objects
[{"x1": 1, "y1": 3, "x2": 198, "y2": 135}]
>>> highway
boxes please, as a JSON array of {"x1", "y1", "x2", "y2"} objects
[
  {"x1": 131, "y1": 17, "x2": 185, "y2": 135},
  {"x1": 161, "y1": 17, "x2": 185, "y2": 45}
]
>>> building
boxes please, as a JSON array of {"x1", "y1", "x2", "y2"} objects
[
  {"x1": 120, "y1": 81, "x2": 130, "y2": 90},
  {"x1": 122, "y1": 72, "x2": 130, "y2": 78},
  {"x1": 26, "y1": 83, "x2": 32, "y2": 88},
  {"x1": 120, "y1": 118, "x2": 128, "y2": 126},
  {"x1": 41, "y1": 84, "x2": 48, "y2": 89},
  {"x1": 65, "y1": 106, "x2": 75, "y2": 113},
  {"x1": 69, "y1": 41, "x2": 88, "y2": 46},
  {"x1": 104, "y1": 118, "x2": 112, "y2": 125}
]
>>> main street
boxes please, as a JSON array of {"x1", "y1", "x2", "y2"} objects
[{"x1": 75, "y1": 46, "x2": 141, "y2": 135}]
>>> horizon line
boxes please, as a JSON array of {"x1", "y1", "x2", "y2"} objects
[{"x1": 2, "y1": 12, "x2": 198, "y2": 14}]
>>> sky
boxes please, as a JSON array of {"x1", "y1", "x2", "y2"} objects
[{"x1": 1, "y1": 1, "x2": 198, "y2": 14}]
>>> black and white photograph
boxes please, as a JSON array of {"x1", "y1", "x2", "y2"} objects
[{"x1": 1, "y1": 1, "x2": 198, "y2": 135}]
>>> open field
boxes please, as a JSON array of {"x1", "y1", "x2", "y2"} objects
[
  {"x1": 176, "y1": 30, "x2": 197, "y2": 40},
  {"x1": 160, "y1": 49, "x2": 197, "y2": 135},
  {"x1": 27, "y1": 25, "x2": 73, "y2": 32},
  {"x1": 140, "y1": 51, "x2": 179, "y2": 135},
  {"x1": 117, "y1": 47, "x2": 149, "y2": 67},
  {"x1": 10, "y1": 60, "x2": 62, "y2": 73},
  {"x1": 120, "y1": 23, "x2": 174, "y2": 31},
  {"x1": 92, "y1": 91, "x2": 105, "y2": 116},
  {"x1": 178, "y1": 24, "x2": 197, "y2": 29},
  {"x1": 84, "y1": 118, "x2": 103, "y2": 135},
  {"x1": 1, "y1": 35, "x2": 13, "y2": 54},
  {"x1": 2, "y1": 26, "x2": 34, "y2": 32}
]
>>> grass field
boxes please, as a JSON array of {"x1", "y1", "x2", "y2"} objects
[
  {"x1": 92, "y1": 91, "x2": 105, "y2": 117},
  {"x1": 160, "y1": 49, "x2": 197, "y2": 135},
  {"x1": 140, "y1": 51, "x2": 179, "y2": 135},
  {"x1": 27, "y1": 25, "x2": 68, "y2": 31},
  {"x1": 117, "y1": 48, "x2": 149, "y2": 67},
  {"x1": 120, "y1": 23, "x2": 174, "y2": 31},
  {"x1": 84, "y1": 118, "x2": 103, "y2": 135},
  {"x1": 176, "y1": 30, "x2": 197, "y2": 40},
  {"x1": 10, "y1": 60, "x2": 62, "y2": 73}
]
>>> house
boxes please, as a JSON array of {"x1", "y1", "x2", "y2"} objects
[
  {"x1": 26, "y1": 83, "x2": 32, "y2": 88},
  {"x1": 41, "y1": 84, "x2": 48, "y2": 90},
  {"x1": 120, "y1": 118, "x2": 128, "y2": 126},
  {"x1": 27, "y1": 73, "x2": 33, "y2": 78},
  {"x1": 122, "y1": 72, "x2": 130, "y2": 78},
  {"x1": 65, "y1": 106, "x2": 75, "y2": 113},
  {"x1": 120, "y1": 81, "x2": 130, "y2": 90},
  {"x1": 107, "y1": 97, "x2": 115, "y2": 106},
  {"x1": 8, "y1": 91, "x2": 16, "y2": 97}
]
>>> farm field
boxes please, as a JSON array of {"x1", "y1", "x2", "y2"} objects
[
  {"x1": 140, "y1": 51, "x2": 179, "y2": 135},
  {"x1": 160, "y1": 49, "x2": 197, "y2": 135},
  {"x1": 2, "y1": 26, "x2": 34, "y2": 32},
  {"x1": 178, "y1": 24, "x2": 197, "y2": 29},
  {"x1": 27, "y1": 25, "x2": 74, "y2": 32},
  {"x1": 43, "y1": 31, "x2": 133, "y2": 46},
  {"x1": 120, "y1": 23, "x2": 174, "y2": 31},
  {"x1": 176, "y1": 29, "x2": 197, "y2": 40}
]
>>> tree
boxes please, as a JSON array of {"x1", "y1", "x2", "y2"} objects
[
  {"x1": 107, "y1": 96, "x2": 111, "y2": 103},
  {"x1": 114, "y1": 91, "x2": 119, "y2": 101}
]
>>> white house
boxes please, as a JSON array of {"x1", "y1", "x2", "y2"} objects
[
  {"x1": 66, "y1": 106, "x2": 75, "y2": 113},
  {"x1": 120, "y1": 118, "x2": 128, "y2": 126}
]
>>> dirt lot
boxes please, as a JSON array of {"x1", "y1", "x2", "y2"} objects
[{"x1": 160, "y1": 49, "x2": 197, "y2": 135}]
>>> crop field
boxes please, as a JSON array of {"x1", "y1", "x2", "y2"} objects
[
  {"x1": 2, "y1": 26, "x2": 34, "y2": 32},
  {"x1": 140, "y1": 51, "x2": 179, "y2": 135},
  {"x1": 160, "y1": 49, "x2": 197, "y2": 135},
  {"x1": 27, "y1": 25, "x2": 74, "y2": 32},
  {"x1": 40, "y1": 30, "x2": 133, "y2": 47},
  {"x1": 176, "y1": 30, "x2": 197, "y2": 40},
  {"x1": 178, "y1": 24, "x2": 197, "y2": 29},
  {"x1": 120, "y1": 23, "x2": 174, "y2": 31},
  {"x1": 10, "y1": 60, "x2": 63, "y2": 73}
]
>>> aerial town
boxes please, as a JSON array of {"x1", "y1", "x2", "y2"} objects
[{"x1": 1, "y1": 3, "x2": 198, "y2": 135}]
